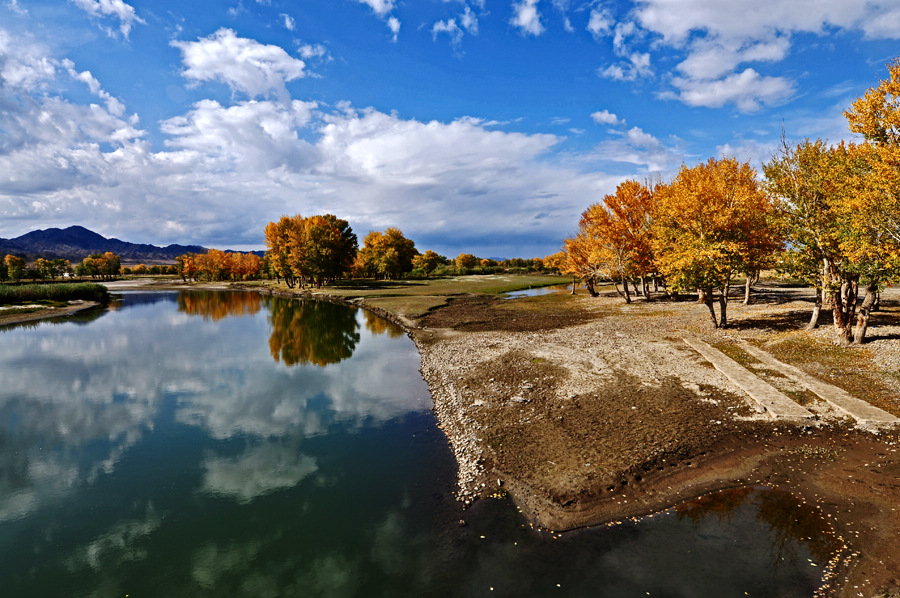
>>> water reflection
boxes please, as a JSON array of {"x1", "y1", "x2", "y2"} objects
[
  {"x1": 266, "y1": 298, "x2": 361, "y2": 367},
  {"x1": 676, "y1": 486, "x2": 842, "y2": 566},
  {"x1": 178, "y1": 291, "x2": 262, "y2": 321}
]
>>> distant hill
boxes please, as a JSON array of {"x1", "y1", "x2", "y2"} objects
[{"x1": 0, "y1": 226, "x2": 206, "y2": 265}]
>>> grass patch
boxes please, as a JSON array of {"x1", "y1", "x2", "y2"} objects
[
  {"x1": 362, "y1": 295, "x2": 450, "y2": 319},
  {"x1": 790, "y1": 444, "x2": 844, "y2": 461},
  {"x1": 0, "y1": 283, "x2": 109, "y2": 306},
  {"x1": 710, "y1": 341, "x2": 763, "y2": 368}
]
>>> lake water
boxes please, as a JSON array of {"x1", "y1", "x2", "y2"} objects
[
  {"x1": 0, "y1": 291, "x2": 836, "y2": 597},
  {"x1": 504, "y1": 284, "x2": 572, "y2": 298}
]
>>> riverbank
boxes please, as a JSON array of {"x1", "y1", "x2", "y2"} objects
[
  {"x1": 320, "y1": 277, "x2": 900, "y2": 598},
  {"x1": 6, "y1": 276, "x2": 898, "y2": 597}
]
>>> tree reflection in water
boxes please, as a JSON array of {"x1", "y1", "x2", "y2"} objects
[
  {"x1": 177, "y1": 291, "x2": 262, "y2": 321},
  {"x1": 363, "y1": 309, "x2": 405, "y2": 338},
  {"x1": 265, "y1": 297, "x2": 360, "y2": 367},
  {"x1": 675, "y1": 486, "x2": 843, "y2": 567}
]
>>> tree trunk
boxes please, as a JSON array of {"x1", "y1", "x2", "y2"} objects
[
  {"x1": 700, "y1": 288, "x2": 718, "y2": 328},
  {"x1": 653, "y1": 277, "x2": 659, "y2": 292},
  {"x1": 641, "y1": 276, "x2": 650, "y2": 300},
  {"x1": 585, "y1": 278, "x2": 598, "y2": 297},
  {"x1": 743, "y1": 274, "x2": 752, "y2": 305},
  {"x1": 853, "y1": 282, "x2": 879, "y2": 344},
  {"x1": 719, "y1": 285, "x2": 729, "y2": 328},
  {"x1": 621, "y1": 275, "x2": 631, "y2": 304},
  {"x1": 571, "y1": 275, "x2": 577, "y2": 295},
  {"x1": 828, "y1": 269, "x2": 857, "y2": 345},
  {"x1": 806, "y1": 287, "x2": 822, "y2": 330}
]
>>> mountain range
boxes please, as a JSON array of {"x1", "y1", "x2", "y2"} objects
[{"x1": 0, "y1": 226, "x2": 206, "y2": 264}]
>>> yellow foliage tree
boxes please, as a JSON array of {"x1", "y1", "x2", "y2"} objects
[{"x1": 653, "y1": 157, "x2": 782, "y2": 328}]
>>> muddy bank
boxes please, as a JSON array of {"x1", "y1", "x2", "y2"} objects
[{"x1": 409, "y1": 291, "x2": 900, "y2": 598}]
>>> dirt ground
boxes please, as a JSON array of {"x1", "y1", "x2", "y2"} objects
[{"x1": 411, "y1": 286, "x2": 900, "y2": 598}]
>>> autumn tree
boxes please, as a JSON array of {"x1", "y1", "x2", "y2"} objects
[
  {"x1": 355, "y1": 227, "x2": 417, "y2": 280},
  {"x1": 562, "y1": 230, "x2": 603, "y2": 296},
  {"x1": 77, "y1": 252, "x2": 120, "y2": 280},
  {"x1": 565, "y1": 180, "x2": 656, "y2": 303},
  {"x1": 841, "y1": 58, "x2": 900, "y2": 342},
  {"x1": 264, "y1": 214, "x2": 357, "y2": 287},
  {"x1": 765, "y1": 139, "x2": 858, "y2": 336},
  {"x1": 4, "y1": 255, "x2": 26, "y2": 281},
  {"x1": 455, "y1": 253, "x2": 478, "y2": 271},
  {"x1": 653, "y1": 157, "x2": 782, "y2": 328},
  {"x1": 411, "y1": 250, "x2": 445, "y2": 276}
]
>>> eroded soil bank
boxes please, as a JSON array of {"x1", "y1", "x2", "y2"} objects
[{"x1": 408, "y1": 289, "x2": 900, "y2": 598}]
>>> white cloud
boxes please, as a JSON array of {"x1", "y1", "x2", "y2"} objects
[
  {"x1": 591, "y1": 110, "x2": 625, "y2": 127},
  {"x1": 159, "y1": 99, "x2": 317, "y2": 171},
  {"x1": 510, "y1": 0, "x2": 544, "y2": 36},
  {"x1": 590, "y1": 126, "x2": 685, "y2": 173},
  {"x1": 587, "y1": 6, "x2": 613, "y2": 39},
  {"x1": 71, "y1": 0, "x2": 144, "y2": 38},
  {"x1": 5, "y1": 0, "x2": 27, "y2": 15},
  {"x1": 667, "y1": 68, "x2": 795, "y2": 111},
  {"x1": 388, "y1": 17, "x2": 401, "y2": 41},
  {"x1": 460, "y1": 5, "x2": 479, "y2": 34},
  {"x1": 552, "y1": 0, "x2": 574, "y2": 32},
  {"x1": 598, "y1": 51, "x2": 651, "y2": 82},
  {"x1": 61, "y1": 59, "x2": 126, "y2": 116},
  {"x1": 298, "y1": 43, "x2": 328, "y2": 60},
  {"x1": 280, "y1": 13, "x2": 295, "y2": 31},
  {"x1": 619, "y1": 0, "x2": 900, "y2": 111},
  {"x1": 357, "y1": 0, "x2": 395, "y2": 16},
  {"x1": 432, "y1": 19, "x2": 464, "y2": 47},
  {"x1": 171, "y1": 29, "x2": 307, "y2": 101}
]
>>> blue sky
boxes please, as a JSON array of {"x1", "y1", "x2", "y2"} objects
[{"x1": 1, "y1": 0, "x2": 899, "y2": 258}]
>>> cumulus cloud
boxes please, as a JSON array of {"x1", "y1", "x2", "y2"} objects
[
  {"x1": 510, "y1": 0, "x2": 544, "y2": 36},
  {"x1": 357, "y1": 0, "x2": 395, "y2": 16},
  {"x1": 159, "y1": 99, "x2": 318, "y2": 171},
  {"x1": 589, "y1": 126, "x2": 685, "y2": 173},
  {"x1": 387, "y1": 16, "x2": 401, "y2": 41},
  {"x1": 666, "y1": 68, "x2": 795, "y2": 111},
  {"x1": 280, "y1": 13, "x2": 295, "y2": 31},
  {"x1": 587, "y1": 6, "x2": 613, "y2": 39},
  {"x1": 589, "y1": 0, "x2": 900, "y2": 112},
  {"x1": 71, "y1": 0, "x2": 143, "y2": 38},
  {"x1": 171, "y1": 28, "x2": 308, "y2": 101},
  {"x1": 0, "y1": 26, "x2": 617, "y2": 256},
  {"x1": 591, "y1": 110, "x2": 625, "y2": 127}
]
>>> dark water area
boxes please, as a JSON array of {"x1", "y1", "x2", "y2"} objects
[{"x1": 0, "y1": 291, "x2": 835, "y2": 597}]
